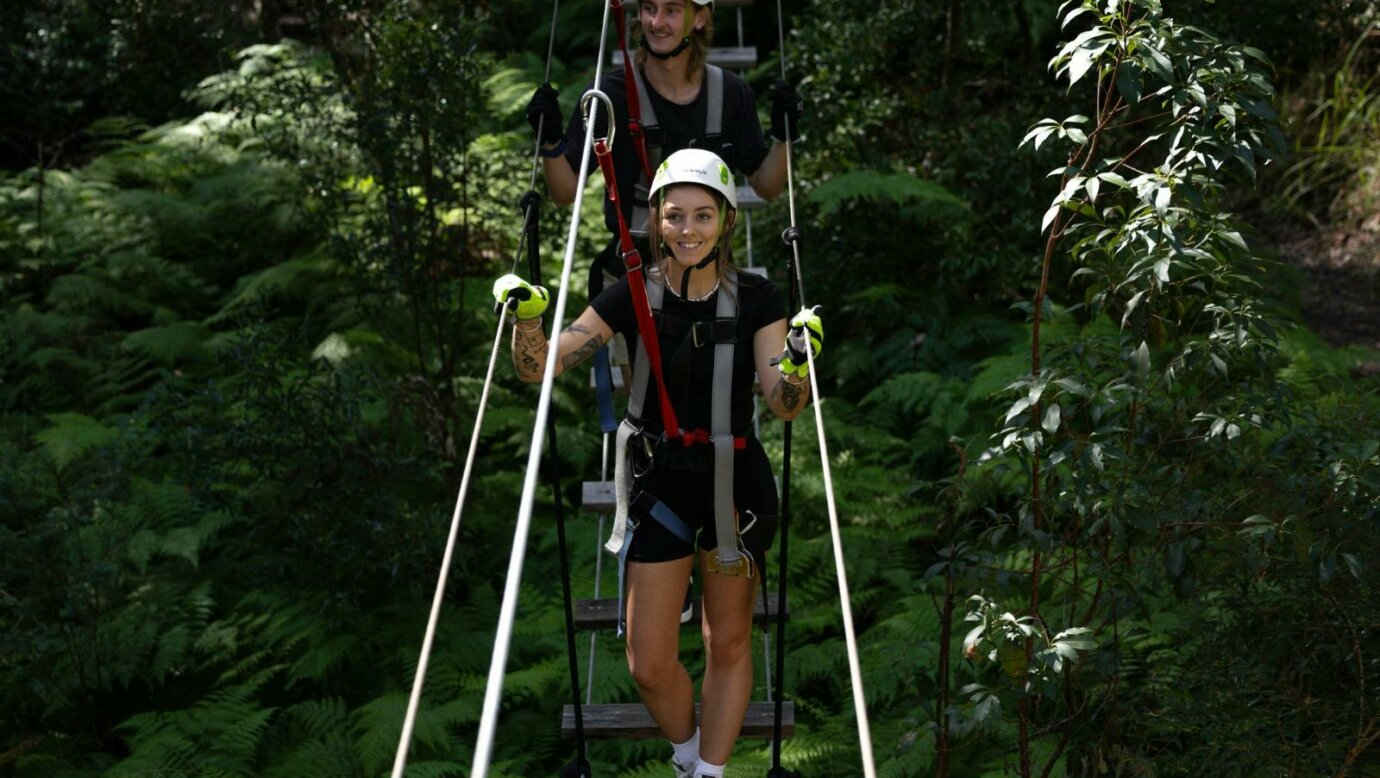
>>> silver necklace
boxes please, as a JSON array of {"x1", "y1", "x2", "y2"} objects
[{"x1": 665, "y1": 277, "x2": 720, "y2": 302}]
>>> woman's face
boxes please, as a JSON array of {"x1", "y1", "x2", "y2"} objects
[
  {"x1": 639, "y1": 0, "x2": 700, "y2": 56},
  {"x1": 659, "y1": 184, "x2": 720, "y2": 268}
]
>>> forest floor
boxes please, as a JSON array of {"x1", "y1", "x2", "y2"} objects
[{"x1": 1269, "y1": 208, "x2": 1380, "y2": 363}]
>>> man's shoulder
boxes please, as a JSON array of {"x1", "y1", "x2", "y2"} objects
[{"x1": 717, "y1": 68, "x2": 756, "y2": 101}]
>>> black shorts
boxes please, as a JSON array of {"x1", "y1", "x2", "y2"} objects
[{"x1": 626, "y1": 438, "x2": 779, "y2": 564}]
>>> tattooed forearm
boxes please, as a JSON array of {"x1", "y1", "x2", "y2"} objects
[
  {"x1": 560, "y1": 337, "x2": 603, "y2": 372},
  {"x1": 771, "y1": 376, "x2": 807, "y2": 414},
  {"x1": 512, "y1": 323, "x2": 547, "y2": 381}
]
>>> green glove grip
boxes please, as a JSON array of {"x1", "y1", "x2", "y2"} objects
[{"x1": 492, "y1": 273, "x2": 550, "y2": 320}]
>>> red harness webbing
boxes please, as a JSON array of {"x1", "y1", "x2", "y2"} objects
[
  {"x1": 609, "y1": 0, "x2": 656, "y2": 184},
  {"x1": 594, "y1": 137, "x2": 682, "y2": 441}
]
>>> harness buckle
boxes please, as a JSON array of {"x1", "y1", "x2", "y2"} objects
[
  {"x1": 691, "y1": 321, "x2": 705, "y2": 349},
  {"x1": 706, "y1": 548, "x2": 755, "y2": 578},
  {"x1": 631, "y1": 432, "x2": 655, "y2": 479},
  {"x1": 622, "y1": 247, "x2": 643, "y2": 274}
]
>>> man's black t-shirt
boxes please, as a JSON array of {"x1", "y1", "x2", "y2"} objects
[
  {"x1": 562, "y1": 67, "x2": 770, "y2": 236},
  {"x1": 590, "y1": 269, "x2": 785, "y2": 437}
]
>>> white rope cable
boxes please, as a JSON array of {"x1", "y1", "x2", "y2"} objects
[
  {"x1": 772, "y1": 1, "x2": 874, "y2": 773},
  {"x1": 469, "y1": 2, "x2": 617, "y2": 773},
  {"x1": 803, "y1": 347, "x2": 876, "y2": 777},
  {"x1": 390, "y1": 309, "x2": 513, "y2": 778}
]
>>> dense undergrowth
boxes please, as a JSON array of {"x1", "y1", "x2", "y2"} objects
[{"x1": 2, "y1": 1, "x2": 1378, "y2": 776}]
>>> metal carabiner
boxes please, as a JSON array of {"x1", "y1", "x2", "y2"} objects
[{"x1": 579, "y1": 88, "x2": 617, "y2": 149}]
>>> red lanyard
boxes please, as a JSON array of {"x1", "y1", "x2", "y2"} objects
[{"x1": 594, "y1": 137, "x2": 683, "y2": 440}]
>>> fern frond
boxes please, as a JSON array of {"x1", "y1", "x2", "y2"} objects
[
  {"x1": 806, "y1": 170, "x2": 969, "y2": 220},
  {"x1": 123, "y1": 322, "x2": 211, "y2": 364},
  {"x1": 34, "y1": 413, "x2": 118, "y2": 470}
]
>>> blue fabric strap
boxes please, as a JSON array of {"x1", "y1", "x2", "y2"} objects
[
  {"x1": 615, "y1": 498, "x2": 694, "y2": 636},
  {"x1": 593, "y1": 345, "x2": 618, "y2": 433}
]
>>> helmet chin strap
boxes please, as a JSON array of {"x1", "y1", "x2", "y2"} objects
[
  {"x1": 641, "y1": 6, "x2": 698, "y2": 61},
  {"x1": 640, "y1": 35, "x2": 690, "y2": 60}
]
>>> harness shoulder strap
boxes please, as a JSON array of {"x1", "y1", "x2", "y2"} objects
[
  {"x1": 709, "y1": 269, "x2": 743, "y2": 572},
  {"x1": 705, "y1": 64, "x2": 724, "y2": 139}
]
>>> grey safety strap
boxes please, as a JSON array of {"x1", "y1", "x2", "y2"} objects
[
  {"x1": 630, "y1": 65, "x2": 724, "y2": 236},
  {"x1": 710, "y1": 268, "x2": 740, "y2": 570},
  {"x1": 629, "y1": 66, "x2": 661, "y2": 237},
  {"x1": 605, "y1": 273, "x2": 663, "y2": 555}
]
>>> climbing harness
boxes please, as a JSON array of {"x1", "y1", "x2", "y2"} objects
[
  {"x1": 626, "y1": 64, "x2": 724, "y2": 237},
  {"x1": 593, "y1": 147, "x2": 755, "y2": 627},
  {"x1": 604, "y1": 267, "x2": 750, "y2": 631}
]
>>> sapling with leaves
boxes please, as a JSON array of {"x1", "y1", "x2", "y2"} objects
[{"x1": 958, "y1": 1, "x2": 1289, "y2": 775}]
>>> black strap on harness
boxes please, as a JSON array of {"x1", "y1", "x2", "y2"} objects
[{"x1": 522, "y1": 191, "x2": 591, "y2": 778}]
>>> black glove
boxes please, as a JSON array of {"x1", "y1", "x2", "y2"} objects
[
  {"x1": 768, "y1": 80, "x2": 803, "y2": 143},
  {"x1": 526, "y1": 82, "x2": 565, "y2": 145}
]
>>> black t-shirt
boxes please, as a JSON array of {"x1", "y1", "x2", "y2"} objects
[
  {"x1": 563, "y1": 67, "x2": 771, "y2": 235},
  {"x1": 591, "y1": 270, "x2": 786, "y2": 437}
]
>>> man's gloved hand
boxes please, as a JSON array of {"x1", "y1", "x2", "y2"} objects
[
  {"x1": 526, "y1": 82, "x2": 565, "y2": 146},
  {"x1": 493, "y1": 273, "x2": 550, "y2": 320},
  {"x1": 776, "y1": 305, "x2": 823, "y2": 378},
  {"x1": 768, "y1": 80, "x2": 803, "y2": 143}
]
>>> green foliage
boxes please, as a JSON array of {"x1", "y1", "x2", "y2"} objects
[{"x1": 3, "y1": 3, "x2": 1379, "y2": 778}]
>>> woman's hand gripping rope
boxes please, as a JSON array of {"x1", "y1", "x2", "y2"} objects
[
  {"x1": 493, "y1": 273, "x2": 551, "y2": 321},
  {"x1": 774, "y1": 305, "x2": 823, "y2": 379}
]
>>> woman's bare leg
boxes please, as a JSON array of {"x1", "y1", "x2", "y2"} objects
[
  {"x1": 625, "y1": 556, "x2": 697, "y2": 743},
  {"x1": 697, "y1": 550, "x2": 758, "y2": 764}
]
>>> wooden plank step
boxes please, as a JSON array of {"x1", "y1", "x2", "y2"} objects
[
  {"x1": 583, "y1": 480, "x2": 617, "y2": 514},
  {"x1": 612, "y1": 46, "x2": 758, "y2": 70},
  {"x1": 562, "y1": 701, "x2": 793, "y2": 739},
  {"x1": 574, "y1": 594, "x2": 789, "y2": 630}
]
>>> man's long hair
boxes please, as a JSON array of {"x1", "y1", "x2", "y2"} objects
[{"x1": 631, "y1": 3, "x2": 714, "y2": 80}]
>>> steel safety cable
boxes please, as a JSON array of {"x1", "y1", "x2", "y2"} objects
[
  {"x1": 512, "y1": 0, "x2": 563, "y2": 273},
  {"x1": 389, "y1": 307, "x2": 515, "y2": 778},
  {"x1": 469, "y1": 1, "x2": 618, "y2": 774},
  {"x1": 771, "y1": 2, "x2": 877, "y2": 775},
  {"x1": 524, "y1": 186, "x2": 593, "y2": 770}
]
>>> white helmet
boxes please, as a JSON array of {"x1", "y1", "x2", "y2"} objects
[{"x1": 648, "y1": 148, "x2": 737, "y2": 211}]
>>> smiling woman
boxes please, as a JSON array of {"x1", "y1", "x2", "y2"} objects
[{"x1": 493, "y1": 149, "x2": 823, "y2": 778}]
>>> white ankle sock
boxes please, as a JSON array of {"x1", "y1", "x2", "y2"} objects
[
  {"x1": 671, "y1": 727, "x2": 700, "y2": 766},
  {"x1": 693, "y1": 758, "x2": 726, "y2": 777}
]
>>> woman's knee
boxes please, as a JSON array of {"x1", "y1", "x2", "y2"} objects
[
  {"x1": 626, "y1": 642, "x2": 678, "y2": 690},
  {"x1": 703, "y1": 626, "x2": 752, "y2": 666}
]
